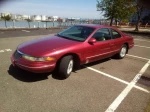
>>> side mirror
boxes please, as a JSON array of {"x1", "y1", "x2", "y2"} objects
[{"x1": 88, "y1": 38, "x2": 96, "y2": 44}]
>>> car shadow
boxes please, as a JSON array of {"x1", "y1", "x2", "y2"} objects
[
  {"x1": 8, "y1": 65, "x2": 50, "y2": 82},
  {"x1": 8, "y1": 58, "x2": 111, "y2": 82}
]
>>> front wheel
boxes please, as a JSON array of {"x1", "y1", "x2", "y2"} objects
[
  {"x1": 116, "y1": 44, "x2": 128, "y2": 59},
  {"x1": 58, "y1": 55, "x2": 74, "y2": 78}
]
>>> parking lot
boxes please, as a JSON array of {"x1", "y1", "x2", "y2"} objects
[{"x1": 0, "y1": 31, "x2": 150, "y2": 112}]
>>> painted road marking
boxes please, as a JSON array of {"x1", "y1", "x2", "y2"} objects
[
  {"x1": 0, "y1": 50, "x2": 4, "y2": 53},
  {"x1": 134, "y1": 39, "x2": 150, "y2": 42},
  {"x1": 85, "y1": 66, "x2": 149, "y2": 93},
  {"x1": 5, "y1": 49, "x2": 12, "y2": 51},
  {"x1": 127, "y1": 54, "x2": 149, "y2": 61},
  {"x1": 135, "y1": 45, "x2": 150, "y2": 49},
  {"x1": 22, "y1": 30, "x2": 30, "y2": 32},
  {"x1": 105, "y1": 60, "x2": 150, "y2": 112},
  {"x1": 0, "y1": 49, "x2": 12, "y2": 53}
]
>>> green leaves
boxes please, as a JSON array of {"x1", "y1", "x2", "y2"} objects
[
  {"x1": 96, "y1": 0, "x2": 136, "y2": 25},
  {"x1": 1, "y1": 15, "x2": 11, "y2": 21}
]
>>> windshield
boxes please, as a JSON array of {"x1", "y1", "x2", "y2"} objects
[{"x1": 57, "y1": 26, "x2": 95, "y2": 42}]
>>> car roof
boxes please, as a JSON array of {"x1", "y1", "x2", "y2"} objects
[{"x1": 75, "y1": 24, "x2": 116, "y2": 29}]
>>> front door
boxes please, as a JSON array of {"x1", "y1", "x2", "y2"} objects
[{"x1": 86, "y1": 28, "x2": 113, "y2": 62}]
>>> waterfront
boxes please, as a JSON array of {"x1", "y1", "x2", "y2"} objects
[{"x1": 0, "y1": 21, "x2": 80, "y2": 28}]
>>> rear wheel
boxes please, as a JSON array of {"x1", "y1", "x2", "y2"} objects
[
  {"x1": 58, "y1": 55, "x2": 74, "y2": 78},
  {"x1": 116, "y1": 44, "x2": 127, "y2": 59}
]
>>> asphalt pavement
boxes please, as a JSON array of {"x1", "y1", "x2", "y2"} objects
[
  {"x1": 0, "y1": 30, "x2": 150, "y2": 112},
  {"x1": 0, "y1": 28, "x2": 63, "y2": 38}
]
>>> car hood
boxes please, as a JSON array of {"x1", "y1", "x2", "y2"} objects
[{"x1": 18, "y1": 35, "x2": 79, "y2": 57}]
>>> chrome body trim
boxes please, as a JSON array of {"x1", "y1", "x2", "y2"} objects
[
  {"x1": 16, "y1": 63, "x2": 55, "y2": 69},
  {"x1": 86, "y1": 49, "x2": 119, "y2": 59}
]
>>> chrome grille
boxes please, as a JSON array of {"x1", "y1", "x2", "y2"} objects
[{"x1": 14, "y1": 51, "x2": 22, "y2": 60}]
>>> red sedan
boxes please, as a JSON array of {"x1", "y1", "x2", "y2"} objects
[{"x1": 11, "y1": 24, "x2": 134, "y2": 78}]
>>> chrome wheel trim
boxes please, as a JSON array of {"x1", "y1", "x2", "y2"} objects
[
  {"x1": 67, "y1": 60, "x2": 73, "y2": 74},
  {"x1": 120, "y1": 47, "x2": 127, "y2": 57}
]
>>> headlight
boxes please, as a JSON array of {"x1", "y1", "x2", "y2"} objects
[{"x1": 22, "y1": 55, "x2": 55, "y2": 62}]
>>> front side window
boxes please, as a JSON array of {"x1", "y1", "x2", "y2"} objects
[
  {"x1": 111, "y1": 29, "x2": 122, "y2": 39},
  {"x1": 92, "y1": 28, "x2": 111, "y2": 41},
  {"x1": 57, "y1": 26, "x2": 95, "y2": 42}
]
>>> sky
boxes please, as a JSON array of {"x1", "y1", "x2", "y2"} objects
[{"x1": 0, "y1": 0, "x2": 103, "y2": 19}]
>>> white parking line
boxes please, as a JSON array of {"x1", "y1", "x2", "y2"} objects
[
  {"x1": 105, "y1": 60, "x2": 150, "y2": 112},
  {"x1": 22, "y1": 30, "x2": 30, "y2": 32},
  {"x1": 5, "y1": 49, "x2": 12, "y2": 52},
  {"x1": 134, "y1": 39, "x2": 150, "y2": 43},
  {"x1": 135, "y1": 45, "x2": 150, "y2": 49},
  {"x1": 126, "y1": 54, "x2": 149, "y2": 61},
  {"x1": 0, "y1": 49, "x2": 12, "y2": 53},
  {"x1": 85, "y1": 66, "x2": 149, "y2": 93},
  {"x1": 0, "y1": 50, "x2": 4, "y2": 53}
]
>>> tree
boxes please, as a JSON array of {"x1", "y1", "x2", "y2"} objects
[
  {"x1": 1, "y1": 15, "x2": 12, "y2": 28},
  {"x1": 134, "y1": 0, "x2": 150, "y2": 31},
  {"x1": 96, "y1": 0, "x2": 135, "y2": 26}
]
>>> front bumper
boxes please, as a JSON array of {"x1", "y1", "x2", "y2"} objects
[{"x1": 11, "y1": 53, "x2": 56, "y2": 73}]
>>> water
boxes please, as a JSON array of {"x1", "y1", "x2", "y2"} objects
[{"x1": 0, "y1": 21, "x2": 87, "y2": 28}]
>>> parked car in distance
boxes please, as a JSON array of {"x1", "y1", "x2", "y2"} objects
[{"x1": 11, "y1": 24, "x2": 134, "y2": 78}]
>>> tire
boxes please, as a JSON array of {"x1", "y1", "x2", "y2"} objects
[
  {"x1": 116, "y1": 44, "x2": 127, "y2": 59},
  {"x1": 58, "y1": 55, "x2": 74, "y2": 78}
]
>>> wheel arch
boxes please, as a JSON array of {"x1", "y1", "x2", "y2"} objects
[
  {"x1": 123, "y1": 42, "x2": 129, "y2": 54},
  {"x1": 56, "y1": 53, "x2": 81, "y2": 70}
]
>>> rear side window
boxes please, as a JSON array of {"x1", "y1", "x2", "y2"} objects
[
  {"x1": 92, "y1": 28, "x2": 111, "y2": 42},
  {"x1": 111, "y1": 29, "x2": 122, "y2": 39}
]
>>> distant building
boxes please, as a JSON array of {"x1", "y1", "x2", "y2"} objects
[
  {"x1": 10, "y1": 14, "x2": 17, "y2": 20},
  {"x1": 22, "y1": 15, "x2": 30, "y2": 20},
  {"x1": 66, "y1": 17, "x2": 81, "y2": 22},
  {"x1": 51, "y1": 16, "x2": 59, "y2": 21},
  {"x1": 47, "y1": 16, "x2": 53, "y2": 21},
  {"x1": 16, "y1": 14, "x2": 23, "y2": 20},
  {"x1": 31, "y1": 15, "x2": 47, "y2": 21},
  {"x1": 31, "y1": 15, "x2": 41, "y2": 21},
  {"x1": 41, "y1": 15, "x2": 47, "y2": 21}
]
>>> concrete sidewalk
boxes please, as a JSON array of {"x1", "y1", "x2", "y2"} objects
[{"x1": 117, "y1": 26, "x2": 150, "y2": 35}]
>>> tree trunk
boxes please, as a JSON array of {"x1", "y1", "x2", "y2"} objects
[
  {"x1": 28, "y1": 22, "x2": 30, "y2": 28},
  {"x1": 46, "y1": 21, "x2": 47, "y2": 29},
  {"x1": 53, "y1": 21, "x2": 54, "y2": 27},
  {"x1": 38, "y1": 21, "x2": 40, "y2": 28},
  {"x1": 115, "y1": 19, "x2": 117, "y2": 26},
  {"x1": 5, "y1": 20, "x2": 7, "y2": 28},
  {"x1": 13, "y1": 20, "x2": 15, "y2": 29},
  {"x1": 135, "y1": 6, "x2": 143, "y2": 31},
  {"x1": 135, "y1": 12, "x2": 140, "y2": 31},
  {"x1": 110, "y1": 17, "x2": 113, "y2": 26}
]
